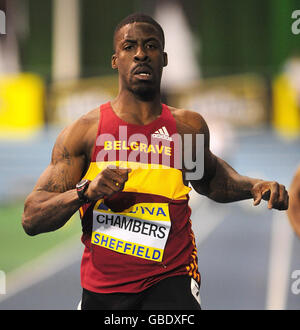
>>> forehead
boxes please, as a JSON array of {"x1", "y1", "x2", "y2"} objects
[{"x1": 115, "y1": 22, "x2": 162, "y2": 45}]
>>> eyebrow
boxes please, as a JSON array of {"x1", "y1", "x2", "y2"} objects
[
  {"x1": 144, "y1": 37, "x2": 160, "y2": 44},
  {"x1": 123, "y1": 39, "x2": 137, "y2": 44},
  {"x1": 122, "y1": 37, "x2": 161, "y2": 45}
]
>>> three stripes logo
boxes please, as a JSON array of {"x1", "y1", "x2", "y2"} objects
[{"x1": 152, "y1": 126, "x2": 173, "y2": 141}]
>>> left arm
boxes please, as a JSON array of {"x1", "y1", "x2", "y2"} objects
[
  {"x1": 191, "y1": 151, "x2": 288, "y2": 210},
  {"x1": 179, "y1": 109, "x2": 288, "y2": 210}
]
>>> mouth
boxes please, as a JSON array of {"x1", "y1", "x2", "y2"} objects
[{"x1": 132, "y1": 66, "x2": 153, "y2": 80}]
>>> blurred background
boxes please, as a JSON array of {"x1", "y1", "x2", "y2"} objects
[{"x1": 0, "y1": 0, "x2": 300, "y2": 310}]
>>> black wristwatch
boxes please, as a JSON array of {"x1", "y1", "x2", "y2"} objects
[{"x1": 76, "y1": 179, "x2": 91, "y2": 203}]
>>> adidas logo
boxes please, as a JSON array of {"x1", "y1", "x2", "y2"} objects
[{"x1": 152, "y1": 126, "x2": 173, "y2": 141}]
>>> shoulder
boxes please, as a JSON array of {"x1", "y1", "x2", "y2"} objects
[
  {"x1": 52, "y1": 107, "x2": 100, "y2": 159},
  {"x1": 60, "y1": 107, "x2": 99, "y2": 144},
  {"x1": 167, "y1": 105, "x2": 209, "y2": 136},
  {"x1": 72, "y1": 107, "x2": 100, "y2": 130}
]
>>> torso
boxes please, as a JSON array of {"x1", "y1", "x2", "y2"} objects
[{"x1": 78, "y1": 101, "x2": 201, "y2": 293}]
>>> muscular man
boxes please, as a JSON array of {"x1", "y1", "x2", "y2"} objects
[
  {"x1": 287, "y1": 166, "x2": 300, "y2": 238},
  {"x1": 22, "y1": 13, "x2": 289, "y2": 310}
]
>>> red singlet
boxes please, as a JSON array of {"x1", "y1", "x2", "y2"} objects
[{"x1": 79, "y1": 102, "x2": 200, "y2": 293}]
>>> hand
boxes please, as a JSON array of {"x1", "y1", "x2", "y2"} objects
[
  {"x1": 85, "y1": 166, "x2": 132, "y2": 201},
  {"x1": 251, "y1": 181, "x2": 289, "y2": 210}
]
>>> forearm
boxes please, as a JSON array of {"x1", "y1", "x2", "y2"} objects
[
  {"x1": 22, "y1": 189, "x2": 83, "y2": 236},
  {"x1": 194, "y1": 157, "x2": 262, "y2": 203}
]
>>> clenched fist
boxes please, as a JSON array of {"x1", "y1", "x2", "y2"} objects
[
  {"x1": 85, "y1": 166, "x2": 132, "y2": 201},
  {"x1": 251, "y1": 181, "x2": 289, "y2": 210}
]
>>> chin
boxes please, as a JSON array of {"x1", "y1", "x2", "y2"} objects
[{"x1": 131, "y1": 85, "x2": 157, "y2": 101}]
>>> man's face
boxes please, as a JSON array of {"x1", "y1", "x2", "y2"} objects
[{"x1": 112, "y1": 22, "x2": 167, "y2": 99}]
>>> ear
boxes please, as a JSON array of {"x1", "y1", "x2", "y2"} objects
[
  {"x1": 111, "y1": 54, "x2": 118, "y2": 69},
  {"x1": 163, "y1": 52, "x2": 168, "y2": 67}
]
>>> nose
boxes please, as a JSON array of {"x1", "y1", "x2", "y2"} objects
[{"x1": 134, "y1": 46, "x2": 149, "y2": 62}]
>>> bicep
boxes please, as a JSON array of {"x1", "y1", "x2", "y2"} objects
[
  {"x1": 33, "y1": 129, "x2": 86, "y2": 193},
  {"x1": 34, "y1": 162, "x2": 82, "y2": 193}
]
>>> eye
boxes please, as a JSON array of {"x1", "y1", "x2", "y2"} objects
[
  {"x1": 124, "y1": 44, "x2": 134, "y2": 50},
  {"x1": 146, "y1": 43, "x2": 157, "y2": 49}
]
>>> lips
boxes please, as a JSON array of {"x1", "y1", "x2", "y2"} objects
[{"x1": 132, "y1": 65, "x2": 153, "y2": 79}]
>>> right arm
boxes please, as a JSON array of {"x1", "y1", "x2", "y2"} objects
[
  {"x1": 22, "y1": 116, "x2": 90, "y2": 236},
  {"x1": 287, "y1": 167, "x2": 300, "y2": 238},
  {"x1": 22, "y1": 113, "x2": 131, "y2": 236}
]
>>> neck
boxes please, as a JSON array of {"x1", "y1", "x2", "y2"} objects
[{"x1": 111, "y1": 89, "x2": 163, "y2": 125}]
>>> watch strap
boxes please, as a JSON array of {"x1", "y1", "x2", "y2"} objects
[{"x1": 76, "y1": 179, "x2": 91, "y2": 203}]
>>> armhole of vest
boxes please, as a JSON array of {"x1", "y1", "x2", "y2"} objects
[
  {"x1": 162, "y1": 103, "x2": 168, "y2": 117},
  {"x1": 162, "y1": 103, "x2": 177, "y2": 130},
  {"x1": 162, "y1": 103, "x2": 173, "y2": 120},
  {"x1": 90, "y1": 104, "x2": 104, "y2": 162}
]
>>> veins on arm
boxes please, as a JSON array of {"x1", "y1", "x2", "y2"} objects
[{"x1": 36, "y1": 171, "x2": 75, "y2": 193}]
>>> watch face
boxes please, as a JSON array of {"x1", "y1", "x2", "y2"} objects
[
  {"x1": 77, "y1": 179, "x2": 88, "y2": 190},
  {"x1": 76, "y1": 179, "x2": 90, "y2": 203}
]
